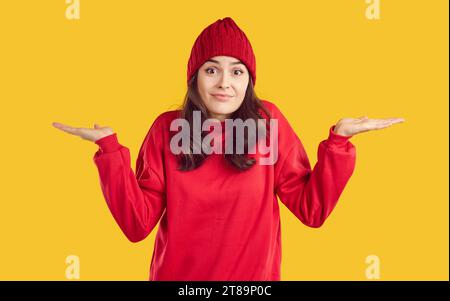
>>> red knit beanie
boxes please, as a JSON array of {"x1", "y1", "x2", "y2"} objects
[{"x1": 187, "y1": 17, "x2": 257, "y2": 87}]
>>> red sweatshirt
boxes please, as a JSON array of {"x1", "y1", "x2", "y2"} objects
[{"x1": 93, "y1": 100, "x2": 356, "y2": 281}]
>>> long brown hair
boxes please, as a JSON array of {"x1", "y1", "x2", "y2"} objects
[{"x1": 173, "y1": 71, "x2": 272, "y2": 171}]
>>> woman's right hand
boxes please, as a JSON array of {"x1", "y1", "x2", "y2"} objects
[{"x1": 52, "y1": 122, "x2": 115, "y2": 142}]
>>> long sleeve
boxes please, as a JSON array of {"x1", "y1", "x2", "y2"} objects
[
  {"x1": 273, "y1": 106, "x2": 356, "y2": 228},
  {"x1": 92, "y1": 117, "x2": 167, "y2": 242}
]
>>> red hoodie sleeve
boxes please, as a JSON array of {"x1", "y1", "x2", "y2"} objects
[
  {"x1": 273, "y1": 105, "x2": 356, "y2": 228},
  {"x1": 92, "y1": 116, "x2": 167, "y2": 242}
]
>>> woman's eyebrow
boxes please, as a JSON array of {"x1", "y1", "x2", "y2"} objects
[{"x1": 206, "y1": 59, "x2": 243, "y2": 66}]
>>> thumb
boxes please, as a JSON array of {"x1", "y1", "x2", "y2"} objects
[
  {"x1": 358, "y1": 116, "x2": 369, "y2": 120},
  {"x1": 94, "y1": 123, "x2": 101, "y2": 129}
]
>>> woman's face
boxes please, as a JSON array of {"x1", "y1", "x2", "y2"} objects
[{"x1": 197, "y1": 56, "x2": 250, "y2": 121}]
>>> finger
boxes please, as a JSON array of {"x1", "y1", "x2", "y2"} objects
[
  {"x1": 391, "y1": 118, "x2": 405, "y2": 123},
  {"x1": 52, "y1": 122, "x2": 80, "y2": 136},
  {"x1": 380, "y1": 118, "x2": 405, "y2": 126},
  {"x1": 52, "y1": 122, "x2": 69, "y2": 129},
  {"x1": 378, "y1": 120, "x2": 393, "y2": 128},
  {"x1": 362, "y1": 119, "x2": 388, "y2": 128},
  {"x1": 364, "y1": 118, "x2": 387, "y2": 124},
  {"x1": 387, "y1": 119, "x2": 405, "y2": 125},
  {"x1": 384, "y1": 117, "x2": 405, "y2": 122},
  {"x1": 375, "y1": 119, "x2": 405, "y2": 130},
  {"x1": 53, "y1": 122, "x2": 74, "y2": 131},
  {"x1": 63, "y1": 127, "x2": 82, "y2": 136},
  {"x1": 364, "y1": 120, "x2": 392, "y2": 130},
  {"x1": 368, "y1": 118, "x2": 400, "y2": 125},
  {"x1": 372, "y1": 117, "x2": 402, "y2": 122}
]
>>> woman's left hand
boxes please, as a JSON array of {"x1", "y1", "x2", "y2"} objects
[{"x1": 334, "y1": 116, "x2": 405, "y2": 137}]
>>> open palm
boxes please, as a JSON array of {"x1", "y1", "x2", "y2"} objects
[
  {"x1": 334, "y1": 116, "x2": 405, "y2": 137},
  {"x1": 52, "y1": 122, "x2": 115, "y2": 142}
]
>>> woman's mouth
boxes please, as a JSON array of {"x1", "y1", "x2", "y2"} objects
[{"x1": 211, "y1": 93, "x2": 233, "y2": 101}]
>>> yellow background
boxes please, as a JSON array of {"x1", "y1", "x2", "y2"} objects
[{"x1": 0, "y1": 0, "x2": 448, "y2": 280}]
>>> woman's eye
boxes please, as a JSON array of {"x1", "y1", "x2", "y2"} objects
[{"x1": 205, "y1": 67, "x2": 243, "y2": 75}]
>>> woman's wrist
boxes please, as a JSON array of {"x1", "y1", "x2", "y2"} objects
[{"x1": 333, "y1": 125, "x2": 351, "y2": 137}]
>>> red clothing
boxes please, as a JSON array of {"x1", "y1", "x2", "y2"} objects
[{"x1": 93, "y1": 100, "x2": 356, "y2": 281}]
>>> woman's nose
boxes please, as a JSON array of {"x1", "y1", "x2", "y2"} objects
[{"x1": 218, "y1": 72, "x2": 231, "y2": 89}]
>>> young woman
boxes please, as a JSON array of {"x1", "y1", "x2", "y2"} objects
[{"x1": 52, "y1": 17, "x2": 404, "y2": 281}]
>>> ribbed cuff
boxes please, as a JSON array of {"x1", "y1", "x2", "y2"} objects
[
  {"x1": 327, "y1": 125, "x2": 352, "y2": 147},
  {"x1": 94, "y1": 133, "x2": 122, "y2": 153}
]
